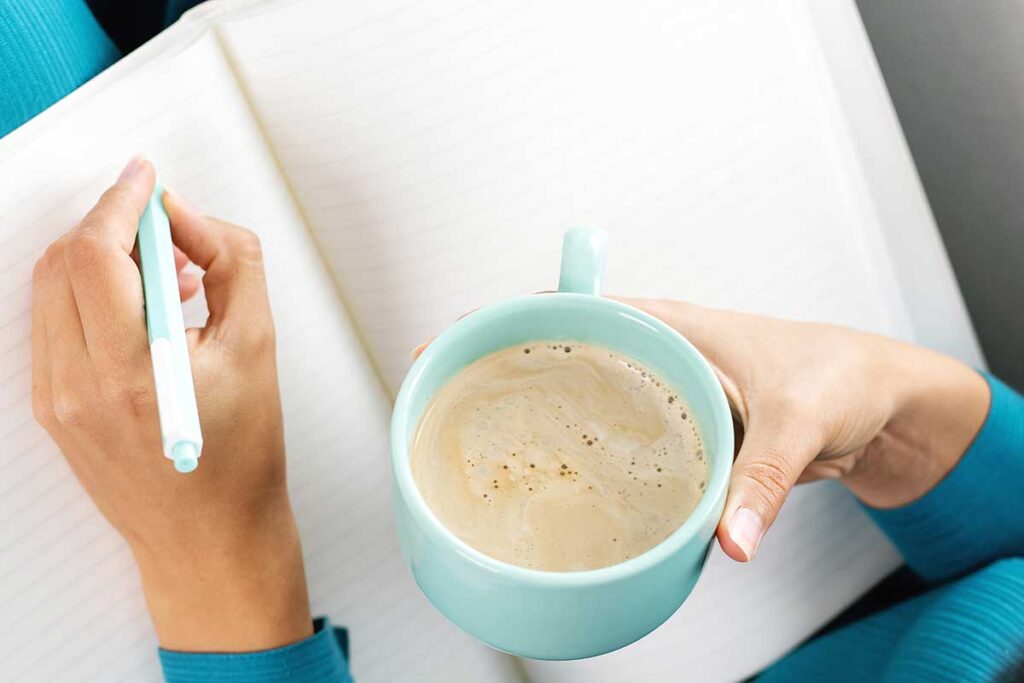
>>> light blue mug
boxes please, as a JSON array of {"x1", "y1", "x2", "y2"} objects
[{"x1": 391, "y1": 228, "x2": 733, "y2": 660}]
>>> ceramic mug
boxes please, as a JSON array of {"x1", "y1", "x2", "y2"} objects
[{"x1": 391, "y1": 228, "x2": 733, "y2": 660}]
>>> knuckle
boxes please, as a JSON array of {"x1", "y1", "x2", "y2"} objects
[
  {"x1": 35, "y1": 242, "x2": 64, "y2": 282},
  {"x1": 52, "y1": 389, "x2": 90, "y2": 428},
  {"x1": 63, "y1": 231, "x2": 107, "y2": 273},
  {"x1": 44, "y1": 240, "x2": 65, "y2": 262},
  {"x1": 229, "y1": 226, "x2": 264, "y2": 263},
  {"x1": 77, "y1": 188, "x2": 137, "y2": 240},
  {"x1": 740, "y1": 456, "x2": 793, "y2": 506}
]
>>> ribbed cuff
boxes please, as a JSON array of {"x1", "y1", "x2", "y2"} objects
[
  {"x1": 866, "y1": 374, "x2": 1024, "y2": 582},
  {"x1": 159, "y1": 617, "x2": 352, "y2": 683}
]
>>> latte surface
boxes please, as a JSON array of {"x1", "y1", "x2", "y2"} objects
[{"x1": 411, "y1": 341, "x2": 707, "y2": 571}]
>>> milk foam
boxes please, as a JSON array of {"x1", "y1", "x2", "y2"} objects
[{"x1": 411, "y1": 341, "x2": 707, "y2": 572}]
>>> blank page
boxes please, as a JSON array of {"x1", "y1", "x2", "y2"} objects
[
  {"x1": 221, "y1": 0, "x2": 980, "y2": 385},
  {"x1": 218, "y1": 0, "x2": 977, "y2": 679},
  {"x1": 0, "y1": 31, "x2": 517, "y2": 683}
]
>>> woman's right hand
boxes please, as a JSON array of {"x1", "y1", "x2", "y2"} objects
[
  {"x1": 32, "y1": 158, "x2": 312, "y2": 652},
  {"x1": 619, "y1": 298, "x2": 991, "y2": 563}
]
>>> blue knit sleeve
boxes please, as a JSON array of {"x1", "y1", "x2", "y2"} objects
[
  {"x1": 759, "y1": 558, "x2": 1024, "y2": 682},
  {"x1": 159, "y1": 618, "x2": 352, "y2": 683},
  {"x1": 0, "y1": 0, "x2": 119, "y2": 137},
  {"x1": 865, "y1": 374, "x2": 1024, "y2": 581}
]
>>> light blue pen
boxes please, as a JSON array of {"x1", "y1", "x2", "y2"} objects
[{"x1": 137, "y1": 182, "x2": 203, "y2": 474}]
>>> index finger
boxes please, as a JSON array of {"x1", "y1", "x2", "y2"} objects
[
  {"x1": 64, "y1": 157, "x2": 155, "y2": 366},
  {"x1": 163, "y1": 188, "x2": 274, "y2": 339},
  {"x1": 76, "y1": 157, "x2": 155, "y2": 251}
]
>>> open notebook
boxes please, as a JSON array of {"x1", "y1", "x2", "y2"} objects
[{"x1": 0, "y1": 0, "x2": 983, "y2": 681}]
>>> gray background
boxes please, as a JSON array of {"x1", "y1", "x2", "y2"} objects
[{"x1": 856, "y1": 0, "x2": 1024, "y2": 390}]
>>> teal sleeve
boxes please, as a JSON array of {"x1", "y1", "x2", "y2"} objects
[
  {"x1": 760, "y1": 558, "x2": 1024, "y2": 682},
  {"x1": 760, "y1": 374, "x2": 1024, "y2": 682},
  {"x1": 159, "y1": 618, "x2": 353, "y2": 683},
  {"x1": 865, "y1": 373, "x2": 1024, "y2": 581},
  {"x1": 0, "y1": 0, "x2": 119, "y2": 137}
]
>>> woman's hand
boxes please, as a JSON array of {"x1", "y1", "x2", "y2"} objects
[
  {"x1": 619, "y1": 298, "x2": 990, "y2": 563},
  {"x1": 31, "y1": 158, "x2": 312, "y2": 651}
]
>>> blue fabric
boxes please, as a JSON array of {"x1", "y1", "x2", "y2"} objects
[
  {"x1": 159, "y1": 618, "x2": 353, "y2": 683},
  {"x1": 0, "y1": 0, "x2": 119, "y2": 137},
  {"x1": 865, "y1": 374, "x2": 1024, "y2": 581},
  {"x1": 761, "y1": 374, "x2": 1024, "y2": 682},
  {"x1": 0, "y1": 0, "x2": 205, "y2": 138},
  {"x1": 759, "y1": 560, "x2": 1024, "y2": 682}
]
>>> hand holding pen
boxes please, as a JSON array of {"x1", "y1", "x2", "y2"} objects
[{"x1": 30, "y1": 158, "x2": 312, "y2": 652}]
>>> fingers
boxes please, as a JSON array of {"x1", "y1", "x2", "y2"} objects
[
  {"x1": 174, "y1": 245, "x2": 189, "y2": 271},
  {"x1": 32, "y1": 239, "x2": 125, "y2": 503},
  {"x1": 32, "y1": 241, "x2": 90, "y2": 429},
  {"x1": 178, "y1": 271, "x2": 201, "y2": 301},
  {"x1": 411, "y1": 306, "x2": 480, "y2": 359},
  {"x1": 78, "y1": 157, "x2": 155, "y2": 252},
  {"x1": 45, "y1": 271, "x2": 90, "y2": 391},
  {"x1": 173, "y1": 245, "x2": 203, "y2": 300},
  {"x1": 64, "y1": 158, "x2": 154, "y2": 367},
  {"x1": 717, "y1": 410, "x2": 821, "y2": 562},
  {"x1": 163, "y1": 188, "x2": 273, "y2": 340},
  {"x1": 39, "y1": 243, "x2": 89, "y2": 369},
  {"x1": 135, "y1": 243, "x2": 199, "y2": 302},
  {"x1": 410, "y1": 339, "x2": 431, "y2": 360},
  {"x1": 609, "y1": 296, "x2": 748, "y2": 390}
]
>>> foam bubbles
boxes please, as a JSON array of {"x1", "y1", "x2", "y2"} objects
[{"x1": 411, "y1": 341, "x2": 708, "y2": 572}]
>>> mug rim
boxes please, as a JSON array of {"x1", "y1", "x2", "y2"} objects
[{"x1": 391, "y1": 293, "x2": 733, "y2": 587}]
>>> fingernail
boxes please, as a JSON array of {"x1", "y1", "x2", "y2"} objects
[
  {"x1": 118, "y1": 156, "x2": 147, "y2": 184},
  {"x1": 164, "y1": 186, "x2": 197, "y2": 213},
  {"x1": 409, "y1": 341, "x2": 428, "y2": 361},
  {"x1": 728, "y1": 507, "x2": 764, "y2": 561}
]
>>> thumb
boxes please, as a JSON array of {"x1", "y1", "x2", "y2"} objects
[{"x1": 717, "y1": 416, "x2": 820, "y2": 562}]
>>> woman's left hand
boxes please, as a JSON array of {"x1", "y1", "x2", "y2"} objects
[{"x1": 617, "y1": 297, "x2": 990, "y2": 563}]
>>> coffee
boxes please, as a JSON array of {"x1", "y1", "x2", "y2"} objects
[{"x1": 411, "y1": 341, "x2": 706, "y2": 571}]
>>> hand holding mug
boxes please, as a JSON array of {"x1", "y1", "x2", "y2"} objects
[{"x1": 618, "y1": 298, "x2": 991, "y2": 562}]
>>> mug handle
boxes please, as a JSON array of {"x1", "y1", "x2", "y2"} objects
[{"x1": 557, "y1": 228, "x2": 607, "y2": 296}]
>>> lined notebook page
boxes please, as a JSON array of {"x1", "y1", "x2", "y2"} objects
[
  {"x1": 0, "y1": 32, "x2": 517, "y2": 683},
  {"x1": 214, "y1": 0, "x2": 976, "y2": 679},
  {"x1": 218, "y1": 0, "x2": 923, "y2": 386}
]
